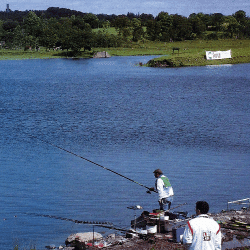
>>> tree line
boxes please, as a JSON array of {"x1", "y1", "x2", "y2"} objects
[{"x1": 0, "y1": 7, "x2": 249, "y2": 53}]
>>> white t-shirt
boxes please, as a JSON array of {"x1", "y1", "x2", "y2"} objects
[
  {"x1": 155, "y1": 174, "x2": 174, "y2": 200},
  {"x1": 183, "y1": 214, "x2": 221, "y2": 250}
]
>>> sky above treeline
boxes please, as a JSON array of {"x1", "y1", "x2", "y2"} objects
[{"x1": 2, "y1": 0, "x2": 250, "y2": 17}]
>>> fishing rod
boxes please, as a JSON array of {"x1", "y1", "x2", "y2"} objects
[
  {"x1": 30, "y1": 135, "x2": 155, "y2": 192},
  {"x1": 168, "y1": 202, "x2": 187, "y2": 212}
]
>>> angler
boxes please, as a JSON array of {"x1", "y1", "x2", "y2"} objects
[{"x1": 148, "y1": 169, "x2": 174, "y2": 211}]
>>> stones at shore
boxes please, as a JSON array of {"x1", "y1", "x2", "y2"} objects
[
  {"x1": 64, "y1": 232, "x2": 128, "y2": 249},
  {"x1": 46, "y1": 209, "x2": 250, "y2": 249},
  {"x1": 66, "y1": 232, "x2": 103, "y2": 243},
  {"x1": 93, "y1": 51, "x2": 111, "y2": 58}
]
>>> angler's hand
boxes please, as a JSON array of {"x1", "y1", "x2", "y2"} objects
[{"x1": 147, "y1": 187, "x2": 155, "y2": 193}]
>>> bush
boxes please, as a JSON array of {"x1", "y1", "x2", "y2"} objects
[{"x1": 205, "y1": 32, "x2": 218, "y2": 40}]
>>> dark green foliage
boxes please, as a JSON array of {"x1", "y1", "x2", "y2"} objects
[
  {"x1": 0, "y1": 7, "x2": 249, "y2": 52},
  {"x1": 93, "y1": 30, "x2": 123, "y2": 47},
  {"x1": 205, "y1": 32, "x2": 219, "y2": 40}
]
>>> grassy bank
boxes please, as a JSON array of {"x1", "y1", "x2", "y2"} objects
[
  {"x1": 88, "y1": 39, "x2": 250, "y2": 67},
  {"x1": 0, "y1": 48, "x2": 93, "y2": 60},
  {"x1": 144, "y1": 39, "x2": 250, "y2": 67},
  {"x1": 1, "y1": 39, "x2": 250, "y2": 67}
]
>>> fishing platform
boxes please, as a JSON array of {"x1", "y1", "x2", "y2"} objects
[{"x1": 128, "y1": 206, "x2": 189, "y2": 243}]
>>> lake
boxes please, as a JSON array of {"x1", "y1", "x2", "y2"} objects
[{"x1": 0, "y1": 56, "x2": 249, "y2": 249}]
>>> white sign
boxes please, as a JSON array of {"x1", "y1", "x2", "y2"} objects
[{"x1": 206, "y1": 50, "x2": 231, "y2": 60}]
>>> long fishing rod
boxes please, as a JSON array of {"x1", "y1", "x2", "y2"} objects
[
  {"x1": 168, "y1": 202, "x2": 187, "y2": 212},
  {"x1": 30, "y1": 135, "x2": 155, "y2": 192}
]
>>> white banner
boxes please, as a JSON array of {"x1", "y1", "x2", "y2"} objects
[{"x1": 206, "y1": 50, "x2": 231, "y2": 60}]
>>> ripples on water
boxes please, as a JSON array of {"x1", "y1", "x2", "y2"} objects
[{"x1": 0, "y1": 57, "x2": 250, "y2": 249}]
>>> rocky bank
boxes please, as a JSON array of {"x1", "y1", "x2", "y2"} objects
[{"x1": 48, "y1": 208, "x2": 250, "y2": 250}]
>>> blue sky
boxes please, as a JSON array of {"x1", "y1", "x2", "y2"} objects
[{"x1": 3, "y1": 0, "x2": 250, "y2": 17}]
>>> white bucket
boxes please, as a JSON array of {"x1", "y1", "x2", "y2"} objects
[
  {"x1": 138, "y1": 229, "x2": 147, "y2": 235},
  {"x1": 146, "y1": 225, "x2": 157, "y2": 234},
  {"x1": 159, "y1": 216, "x2": 165, "y2": 221},
  {"x1": 160, "y1": 215, "x2": 169, "y2": 221},
  {"x1": 164, "y1": 216, "x2": 169, "y2": 220}
]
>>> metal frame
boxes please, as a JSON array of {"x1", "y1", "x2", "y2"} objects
[{"x1": 227, "y1": 198, "x2": 250, "y2": 210}]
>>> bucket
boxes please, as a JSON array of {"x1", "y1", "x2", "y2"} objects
[
  {"x1": 160, "y1": 215, "x2": 169, "y2": 221},
  {"x1": 164, "y1": 216, "x2": 169, "y2": 220},
  {"x1": 146, "y1": 225, "x2": 157, "y2": 234}
]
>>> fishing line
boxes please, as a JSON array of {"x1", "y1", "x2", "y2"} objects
[
  {"x1": 26, "y1": 212, "x2": 112, "y2": 225},
  {"x1": 26, "y1": 212, "x2": 135, "y2": 233},
  {"x1": 30, "y1": 135, "x2": 155, "y2": 192}
]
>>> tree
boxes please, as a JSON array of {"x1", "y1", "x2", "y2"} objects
[
  {"x1": 102, "y1": 20, "x2": 110, "y2": 29},
  {"x1": 233, "y1": 10, "x2": 247, "y2": 37},
  {"x1": 139, "y1": 13, "x2": 154, "y2": 26},
  {"x1": 188, "y1": 13, "x2": 206, "y2": 38},
  {"x1": 233, "y1": 10, "x2": 247, "y2": 25},
  {"x1": 23, "y1": 11, "x2": 43, "y2": 38},
  {"x1": 131, "y1": 18, "x2": 144, "y2": 41},
  {"x1": 58, "y1": 17, "x2": 93, "y2": 53},
  {"x1": 39, "y1": 18, "x2": 61, "y2": 50},
  {"x1": 83, "y1": 13, "x2": 99, "y2": 28},
  {"x1": 156, "y1": 12, "x2": 173, "y2": 41},
  {"x1": 0, "y1": 20, "x2": 4, "y2": 42},
  {"x1": 171, "y1": 14, "x2": 192, "y2": 41},
  {"x1": 113, "y1": 16, "x2": 132, "y2": 41},
  {"x1": 1, "y1": 20, "x2": 19, "y2": 47},
  {"x1": 2, "y1": 20, "x2": 18, "y2": 32},
  {"x1": 196, "y1": 13, "x2": 211, "y2": 30},
  {"x1": 93, "y1": 29, "x2": 123, "y2": 48},
  {"x1": 222, "y1": 16, "x2": 239, "y2": 38},
  {"x1": 209, "y1": 13, "x2": 224, "y2": 31},
  {"x1": 13, "y1": 25, "x2": 24, "y2": 48},
  {"x1": 146, "y1": 19, "x2": 161, "y2": 41},
  {"x1": 127, "y1": 12, "x2": 138, "y2": 20},
  {"x1": 244, "y1": 19, "x2": 250, "y2": 38}
]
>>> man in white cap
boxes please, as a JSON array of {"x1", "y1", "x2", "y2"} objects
[{"x1": 149, "y1": 169, "x2": 174, "y2": 210}]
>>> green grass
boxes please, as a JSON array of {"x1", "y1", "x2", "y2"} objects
[
  {"x1": 1, "y1": 39, "x2": 250, "y2": 67},
  {"x1": 93, "y1": 26, "x2": 147, "y2": 35},
  {"x1": 0, "y1": 48, "x2": 62, "y2": 60},
  {"x1": 96, "y1": 40, "x2": 171, "y2": 56},
  {"x1": 93, "y1": 27, "x2": 118, "y2": 35},
  {"x1": 0, "y1": 48, "x2": 93, "y2": 60},
  {"x1": 145, "y1": 39, "x2": 250, "y2": 67}
]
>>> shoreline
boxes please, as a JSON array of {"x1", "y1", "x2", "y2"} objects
[
  {"x1": 57, "y1": 209, "x2": 250, "y2": 250},
  {"x1": 1, "y1": 39, "x2": 250, "y2": 67},
  {"x1": 107, "y1": 209, "x2": 250, "y2": 250},
  {"x1": 145, "y1": 54, "x2": 250, "y2": 67}
]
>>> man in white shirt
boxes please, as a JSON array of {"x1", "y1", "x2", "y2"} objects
[
  {"x1": 149, "y1": 169, "x2": 174, "y2": 210},
  {"x1": 183, "y1": 201, "x2": 221, "y2": 250}
]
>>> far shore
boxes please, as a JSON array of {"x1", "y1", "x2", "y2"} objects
[{"x1": 1, "y1": 39, "x2": 250, "y2": 67}]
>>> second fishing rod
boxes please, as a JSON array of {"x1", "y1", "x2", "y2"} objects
[{"x1": 31, "y1": 135, "x2": 156, "y2": 193}]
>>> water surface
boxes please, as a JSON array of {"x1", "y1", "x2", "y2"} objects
[{"x1": 0, "y1": 57, "x2": 249, "y2": 249}]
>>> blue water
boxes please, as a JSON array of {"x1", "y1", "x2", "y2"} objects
[{"x1": 0, "y1": 57, "x2": 250, "y2": 249}]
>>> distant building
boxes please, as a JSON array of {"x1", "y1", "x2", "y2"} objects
[{"x1": 6, "y1": 4, "x2": 10, "y2": 13}]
